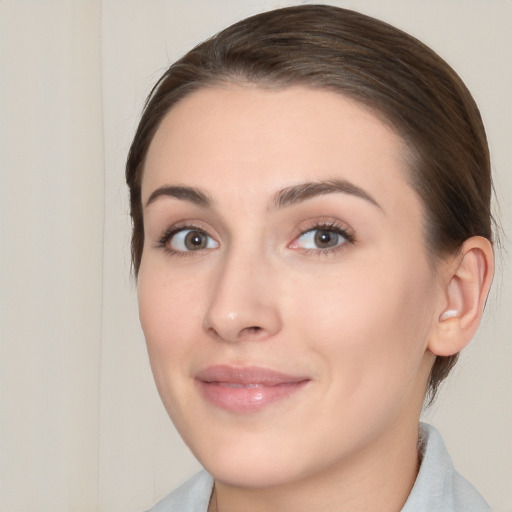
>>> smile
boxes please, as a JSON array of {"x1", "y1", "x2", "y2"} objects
[{"x1": 195, "y1": 365, "x2": 311, "y2": 413}]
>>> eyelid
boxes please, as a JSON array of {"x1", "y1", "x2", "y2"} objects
[
  {"x1": 288, "y1": 219, "x2": 355, "y2": 252},
  {"x1": 172, "y1": 229, "x2": 218, "y2": 251},
  {"x1": 156, "y1": 223, "x2": 219, "y2": 254}
]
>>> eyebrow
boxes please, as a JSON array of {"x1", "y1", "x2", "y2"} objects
[
  {"x1": 272, "y1": 179, "x2": 383, "y2": 212},
  {"x1": 144, "y1": 179, "x2": 382, "y2": 212},
  {"x1": 145, "y1": 185, "x2": 212, "y2": 208}
]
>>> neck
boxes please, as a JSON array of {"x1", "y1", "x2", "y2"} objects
[{"x1": 209, "y1": 417, "x2": 421, "y2": 512}]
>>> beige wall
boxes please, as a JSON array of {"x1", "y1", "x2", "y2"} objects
[{"x1": 1, "y1": 1, "x2": 510, "y2": 511}]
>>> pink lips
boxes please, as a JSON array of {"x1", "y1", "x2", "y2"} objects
[{"x1": 195, "y1": 365, "x2": 310, "y2": 413}]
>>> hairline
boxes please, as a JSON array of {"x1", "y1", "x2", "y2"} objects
[{"x1": 138, "y1": 78, "x2": 444, "y2": 262}]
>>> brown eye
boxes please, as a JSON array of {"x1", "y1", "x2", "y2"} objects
[
  {"x1": 168, "y1": 229, "x2": 218, "y2": 252},
  {"x1": 292, "y1": 226, "x2": 350, "y2": 251},
  {"x1": 184, "y1": 230, "x2": 208, "y2": 250},
  {"x1": 314, "y1": 230, "x2": 340, "y2": 248}
]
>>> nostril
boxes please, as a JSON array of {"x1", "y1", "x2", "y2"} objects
[
  {"x1": 205, "y1": 325, "x2": 262, "y2": 341},
  {"x1": 237, "y1": 326, "x2": 264, "y2": 339}
]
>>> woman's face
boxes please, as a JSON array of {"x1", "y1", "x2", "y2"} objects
[{"x1": 138, "y1": 85, "x2": 440, "y2": 488}]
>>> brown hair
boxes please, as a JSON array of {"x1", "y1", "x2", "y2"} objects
[{"x1": 126, "y1": 5, "x2": 493, "y2": 400}]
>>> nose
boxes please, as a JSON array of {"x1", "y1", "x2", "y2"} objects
[{"x1": 203, "y1": 248, "x2": 282, "y2": 343}]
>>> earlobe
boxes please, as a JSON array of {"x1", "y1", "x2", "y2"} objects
[{"x1": 428, "y1": 236, "x2": 494, "y2": 357}]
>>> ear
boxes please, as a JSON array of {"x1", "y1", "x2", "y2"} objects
[{"x1": 428, "y1": 236, "x2": 494, "y2": 357}]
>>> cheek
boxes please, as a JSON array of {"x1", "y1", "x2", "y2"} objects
[
  {"x1": 137, "y1": 267, "x2": 211, "y2": 427},
  {"x1": 289, "y1": 258, "x2": 435, "y2": 396},
  {"x1": 137, "y1": 268, "x2": 202, "y2": 374}
]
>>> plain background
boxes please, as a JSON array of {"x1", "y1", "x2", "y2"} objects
[{"x1": 0, "y1": 1, "x2": 510, "y2": 511}]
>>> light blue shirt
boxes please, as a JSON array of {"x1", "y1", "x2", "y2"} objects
[{"x1": 146, "y1": 424, "x2": 491, "y2": 512}]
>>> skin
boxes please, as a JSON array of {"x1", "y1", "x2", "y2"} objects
[{"x1": 137, "y1": 85, "x2": 452, "y2": 512}]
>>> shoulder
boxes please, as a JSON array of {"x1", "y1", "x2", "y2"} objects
[
  {"x1": 144, "y1": 470, "x2": 214, "y2": 512},
  {"x1": 402, "y1": 423, "x2": 492, "y2": 512}
]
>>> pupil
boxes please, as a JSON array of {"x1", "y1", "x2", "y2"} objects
[
  {"x1": 315, "y1": 230, "x2": 337, "y2": 247},
  {"x1": 185, "y1": 231, "x2": 206, "y2": 250}
]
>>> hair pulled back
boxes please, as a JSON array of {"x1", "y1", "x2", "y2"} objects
[{"x1": 126, "y1": 4, "x2": 493, "y2": 400}]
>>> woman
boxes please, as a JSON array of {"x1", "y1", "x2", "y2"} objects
[{"x1": 126, "y1": 5, "x2": 494, "y2": 511}]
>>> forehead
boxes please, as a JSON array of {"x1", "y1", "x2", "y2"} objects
[{"x1": 142, "y1": 85, "x2": 416, "y2": 213}]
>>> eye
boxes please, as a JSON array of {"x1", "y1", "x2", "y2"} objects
[
  {"x1": 291, "y1": 225, "x2": 352, "y2": 251},
  {"x1": 164, "y1": 228, "x2": 219, "y2": 252}
]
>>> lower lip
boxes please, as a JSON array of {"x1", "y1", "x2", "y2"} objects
[{"x1": 197, "y1": 380, "x2": 309, "y2": 413}]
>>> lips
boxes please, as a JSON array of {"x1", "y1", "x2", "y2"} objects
[{"x1": 195, "y1": 365, "x2": 310, "y2": 412}]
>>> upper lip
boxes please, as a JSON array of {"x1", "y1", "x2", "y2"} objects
[{"x1": 195, "y1": 365, "x2": 310, "y2": 386}]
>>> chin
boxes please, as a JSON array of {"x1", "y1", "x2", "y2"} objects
[
  {"x1": 205, "y1": 457, "x2": 305, "y2": 489},
  {"x1": 184, "y1": 427, "x2": 308, "y2": 489}
]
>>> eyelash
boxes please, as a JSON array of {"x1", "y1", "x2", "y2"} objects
[
  {"x1": 290, "y1": 221, "x2": 355, "y2": 255},
  {"x1": 156, "y1": 224, "x2": 216, "y2": 257},
  {"x1": 156, "y1": 220, "x2": 355, "y2": 256}
]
